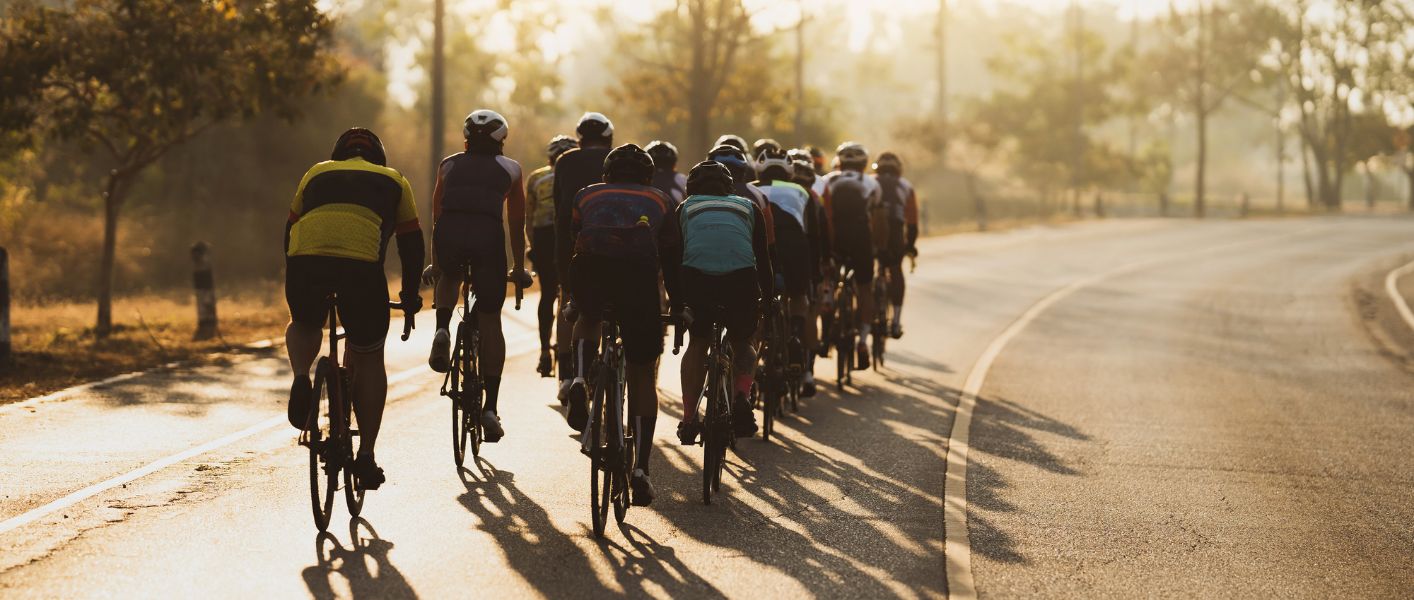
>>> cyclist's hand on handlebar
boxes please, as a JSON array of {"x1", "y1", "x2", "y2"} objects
[
  {"x1": 509, "y1": 267, "x2": 534, "y2": 289},
  {"x1": 398, "y1": 290, "x2": 423, "y2": 315},
  {"x1": 421, "y1": 264, "x2": 441, "y2": 287}
]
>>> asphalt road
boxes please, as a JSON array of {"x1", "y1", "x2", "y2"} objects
[{"x1": 2, "y1": 217, "x2": 1412, "y2": 599}]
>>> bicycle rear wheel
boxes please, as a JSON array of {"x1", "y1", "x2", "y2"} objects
[
  {"x1": 466, "y1": 326, "x2": 484, "y2": 460},
  {"x1": 340, "y1": 367, "x2": 366, "y2": 517},
  {"x1": 589, "y1": 377, "x2": 611, "y2": 537},
  {"x1": 612, "y1": 379, "x2": 632, "y2": 524},
  {"x1": 307, "y1": 358, "x2": 338, "y2": 532}
]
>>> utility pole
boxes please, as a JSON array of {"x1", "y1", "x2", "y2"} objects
[
  {"x1": 1071, "y1": 0, "x2": 1084, "y2": 216},
  {"x1": 795, "y1": 0, "x2": 806, "y2": 141},
  {"x1": 430, "y1": 0, "x2": 446, "y2": 193},
  {"x1": 1275, "y1": 78, "x2": 1285, "y2": 214},
  {"x1": 936, "y1": 0, "x2": 948, "y2": 129}
]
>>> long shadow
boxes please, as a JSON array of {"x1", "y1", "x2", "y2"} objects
[
  {"x1": 643, "y1": 351, "x2": 1087, "y2": 593},
  {"x1": 455, "y1": 457, "x2": 721, "y2": 597},
  {"x1": 302, "y1": 517, "x2": 417, "y2": 599}
]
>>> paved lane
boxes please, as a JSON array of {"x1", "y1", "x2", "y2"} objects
[{"x1": 1, "y1": 217, "x2": 1410, "y2": 598}]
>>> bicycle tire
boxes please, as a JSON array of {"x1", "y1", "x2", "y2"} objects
[
  {"x1": 467, "y1": 327, "x2": 483, "y2": 459},
  {"x1": 702, "y1": 353, "x2": 721, "y2": 505},
  {"x1": 308, "y1": 358, "x2": 337, "y2": 533},
  {"x1": 450, "y1": 321, "x2": 469, "y2": 467},
  {"x1": 589, "y1": 375, "x2": 611, "y2": 537},
  {"x1": 613, "y1": 374, "x2": 632, "y2": 524}
]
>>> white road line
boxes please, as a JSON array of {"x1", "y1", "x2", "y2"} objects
[
  {"x1": 943, "y1": 225, "x2": 1325, "y2": 599},
  {"x1": 1384, "y1": 259, "x2": 1414, "y2": 332},
  {"x1": 0, "y1": 332, "x2": 540, "y2": 538}
]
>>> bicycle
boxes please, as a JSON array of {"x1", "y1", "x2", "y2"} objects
[
  {"x1": 443, "y1": 267, "x2": 524, "y2": 468},
  {"x1": 757, "y1": 298, "x2": 789, "y2": 441},
  {"x1": 871, "y1": 271, "x2": 889, "y2": 371},
  {"x1": 681, "y1": 305, "x2": 736, "y2": 505},
  {"x1": 832, "y1": 266, "x2": 859, "y2": 390},
  {"x1": 300, "y1": 297, "x2": 415, "y2": 533},
  {"x1": 578, "y1": 304, "x2": 634, "y2": 537}
]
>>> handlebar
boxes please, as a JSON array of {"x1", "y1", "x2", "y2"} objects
[
  {"x1": 388, "y1": 301, "x2": 415, "y2": 341},
  {"x1": 667, "y1": 308, "x2": 691, "y2": 356}
]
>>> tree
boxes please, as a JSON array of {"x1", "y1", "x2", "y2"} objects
[
  {"x1": 1143, "y1": 0, "x2": 1272, "y2": 218},
  {"x1": 0, "y1": 0, "x2": 340, "y2": 336}
]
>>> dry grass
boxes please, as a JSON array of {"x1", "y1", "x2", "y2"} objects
[{"x1": 1, "y1": 281, "x2": 291, "y2": 404}]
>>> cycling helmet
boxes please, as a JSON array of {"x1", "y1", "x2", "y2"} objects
[
  {"x1": 806, "y1": 145, "x2": 826, "y2": 174},
  {"x1": 707, "y1": 144, "x2": 749, "y2": 169},
  {"x1": 873, "y1": 152, "x2": 903, "y2": 176},
  {"x1": 576, "y1": 112, "x2": 614, "y2": 141},
  {"x1": 686, "y1": 160, "x2": 734, "y2": 197},
  {"x1": 753, "y1": 138, "x2": 782, "y2": 156},
  {"x1": 603, "y1": 143, "x2": 655, "y2": 185},
  {"x1": 331, "y1": 127, "x2": 387, "y2": 166},
  {"x1": 463, "y1": 109, "x2": 509, "y2": 144},
  {"x1": 546, "y1": 134, "x2": 578, "y2": 163},
  {"x1": 791, "y1": 157, "x2": 816, "y2": 187},
  {"x1": 645, "y1": 140, "x2": 679, "y2": 171},
  {"x1": 836, "y1": 141, "x2": 869, "y2": 171},
  {"x1": 714, "y1": 134, "x2": 748, "y2": 153},
  {"x1": 756, "y1": 147, "x2": 793, "y2": 180}
]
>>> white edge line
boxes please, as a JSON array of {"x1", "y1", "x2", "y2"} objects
[
  {"x1": 1384, "y1": 260, "x2": 1414, "y2": 333},
  {"x1": 942, "y1": 225, "x2": 1326, "y2": 599},
  {"x1": 0, "y1": 332, "x2": 541, "y2": 538}
]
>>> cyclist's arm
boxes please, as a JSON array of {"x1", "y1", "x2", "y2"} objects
[
  {"x1": 660, "y1": 205, "x2": 685, "y2": 309},
  {"x1": 393, "y1": 176, "x2": 425, "y2": 301},
  {"x1": 806, "y1": 193, "x2": 823, "y2": 286},
  {"x1": 504, "y1": 158, "x2": 527, "y2": 270},
  {"x1": 429, "y1": 159, "x2": 449, "y2": 269},
  {"x1": 751, "y1": 204, "x2": 773, "y2": 298},
  {"x1": 906, "y1": 185, "x2": 920, "y2": 250},
  {"x1": 553, "y1": 162, "x2": 572, "y2": 283}
]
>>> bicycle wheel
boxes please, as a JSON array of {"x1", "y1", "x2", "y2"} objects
[
  {"x1": 612, "y1": 375, "x2": 632, "y2": 524},
  {"x1": 467, "y1": 328, "x2": 483, "y2": 459},
  {"x1": 340, "y1": 367, "x2": 366, "y2": 517},
  {"x1": 450, "y1": 322, "x2": 469, "y2": 467},
  {"x1": 711, "y1": 378, "x2": 730, "y2": 494},
  {"x1": 702, "y1": 359, "x2": 721, "y2": 505},
  {"x1": 307, "y1": 358, "x2": 338, "y2": 533},
  {"x1": 589, "y1": 375, "x2": 611, "y2": 537}
]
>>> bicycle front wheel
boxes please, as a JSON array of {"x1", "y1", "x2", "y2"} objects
[
  {"x1": 340, "y1": 368, "x2": 366, "y2": 517},
  {"x1": 589, "y1": 378, "x2": 611, "y2": 537},
  {"x1": 450, "y1": 324, "x2": 469, "y2": 467},
  {"x1": 308, "y1": 358, "x2": 338, "y2": 533}
]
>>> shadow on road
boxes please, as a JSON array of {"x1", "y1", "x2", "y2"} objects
[{"x1": 303, "y1": 517, "x2": 417, "y2": 599}]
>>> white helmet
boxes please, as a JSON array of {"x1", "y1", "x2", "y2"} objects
[
  {"x1": 464, "y1": 109, "x2": 509, "y2": 143},
  {"x1": 755, "y1": 148, "x2": 793, "y2": 178},
  {"x1": 576, "y1": 112, "x2": 614, "y2": 140},
  {"x1": 836, "y1": 141, "x2": 868, "y2": 170}
]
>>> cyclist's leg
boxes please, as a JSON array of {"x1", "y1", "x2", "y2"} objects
[
  {"x1": 469, "y1": 248, "x2": 508, "y2": 416},
  {"x1": 430, "y1": 225, "x2": 467, "y2": 372},
  {"x1": 619, "y1": 270, "x2": 663, "y2": 482},
  {"x1": 531, "y1": 225, "x2": 558, "y2": 357},
  {"x1": 728, "y1": 268, "x2": 762, "y2": 434},
  {"x1": 565, "y1": 254, "x2": 605, "y2": 431},
  {"x1": 678, "y1": 268, "x2": 712, "y2": 426},
  {"x1": 339, "y1": 261, "x2": 392, "y2": 461},
  {"x1": 283, "y1": 256, "x2": 330, "y2": 428},
  {"x1": 886, "y1": 255, "x2": 905, "y2": 333},
  {"x1": 854, "y1": 253, "x2": 875, "y2": 339}
]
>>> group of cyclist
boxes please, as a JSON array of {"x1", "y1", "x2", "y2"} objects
[{"x1": 281, "y1": 111, "x2": 920, "y2": 505}]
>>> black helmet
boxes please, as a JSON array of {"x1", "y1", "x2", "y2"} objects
[
  {"x1": 603, "y1": 143, "x2": 655, "y2": 185},
  {"x1": 756, "y1": 147, "x2": 792, "y2": 180},
  {"x1": 707, "y1": 144, "x2": 751, "y2": 182},
  {"x1": 686, "y1": 160, "x2": 734, "y2": 197},
  {"x1": 752, "y1": 138, "x2": 782, "y2": 156},
  {"x1": 714, "y1": 134, "x2": 748, "y2": 153},
  {"x1": 331, "y1": 127, "x2": 387, "y2": 166},
  {"x1": 873, "y1": 152, "x2": 903, "y2": 176},
  {"x1": 463, "y1": 109, "x2": 509, "y2": 144},
  {"x1": 645, "y1": 140, "x2": 679, "y2": 171},
  {"x1": 576, "y1": 112, "x2": 614, "y2": 142},
  {"x1": 546, "y1": 135, "x2": 578, "y2": 164}
]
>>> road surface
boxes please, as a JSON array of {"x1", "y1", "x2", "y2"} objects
[{"x1": 2, "y1": 217, "x2": 1412, "y2": 598}]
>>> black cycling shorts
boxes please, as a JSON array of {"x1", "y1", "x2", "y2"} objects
[
  {"x1": 434, "y1": 215, "x2": 507, "y2": 313},
  {"x1": 570, "y1": 253, "x2": 663, "y2": 365},
  {"x1": 835, "y1": 232, "x2": 875, "y2": 285},
  {"x1": 681, "y1": 267, "x2": 760, "y2": 342},
  {"x1": 286, "y1": 256, "x2": 389, "y2": 353},
  {"x1": 774, "y1": 232, "x2": 812, "y2": 296},
  {"x1": 528, "y1": 225, "x2": 559, "y2": 294}
]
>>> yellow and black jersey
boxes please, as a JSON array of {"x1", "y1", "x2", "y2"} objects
[
  {"x1": 287, "y1": 157, "x2": 420, "y2": 263},
  {"x1": 525, "y1": 165, "x2": 556, "y2": 229}
]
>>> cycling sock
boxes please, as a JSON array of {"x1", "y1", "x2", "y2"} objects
[
  {"x1": 484, "y1": 376, "x2": 501, "y2": 413},
  {"x1": 734, "y1": 374, "x2": 753, "y2": 397},
  {"x1": 860, "y1": 323, "x2": 872, "y2": 340},
  {"x1": 436, "y1": 308, "x2": 453, "y2": 331},
  {"x1": 634, "y1": 414, "x2": 657, "y2": 474},
  {"x1": 892, "y1": 304, "x2": 903, "y2": 324}
]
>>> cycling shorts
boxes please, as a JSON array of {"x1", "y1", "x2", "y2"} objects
[
  {"x1": 835, "y1": 231, "x2": 874, "y2": 285},
  {"x1": 433, "y1": 214, "x2": 506, "y2": 313},
  {"x1": 570, "y1": 253, "x2": 663, "y2": 365},
  {"x1": 528, "y1": 225, "x2": 559, "y2": 294},
  {"x1": 286, "y1": 256, "x2": 389, "y2": 353},
  {"x1": 773, "y1": 229, "x2": 812, "y2": 296},
  {"x1": 681, "y1": 267, "x2": 760, "y2": 342}
]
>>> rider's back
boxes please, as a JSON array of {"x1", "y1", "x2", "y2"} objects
[
  {"x1": 288, "y1": 157, "x2": 417, "y2": 263},
  {"x1": 679, "y1": 194, "x2": 758, "y2": 276}
]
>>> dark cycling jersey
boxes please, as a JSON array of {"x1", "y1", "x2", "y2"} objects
[
  {"x1": 813, "y1": 170, "x2": 880, "y2": 250},
  {"x1": 758, "y1": 180, "x2": 820, "y2": 295},
  {"x1": 553, "y1": 145, "x2": 613, "y2": 280},
  {"x1": 651, "y1": 170, "x2": 687, "y2": 207},
  {"x1": 571, "y1": 183, "x2": 673, "y2": 268},
  {"x1": 874, "y1": 173, "x2": 920, "y2": 261}
]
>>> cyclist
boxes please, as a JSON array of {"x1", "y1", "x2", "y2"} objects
[
  {"x1": 713, "y1": 134, "x2": 753, "y2": 173},
  {"x1": 646, "y1": 141, "x2": 686, "y2": 206},
  {"x1": 665, "y1": 161, "x2": 774, "y2": 442},
  {"x1": 806, "y1": 145, "x2": 827, "y2": 176},
  {"x1": 791, "y1": 149, "x2": 832, "y2": 386},
  {"x1": 813, "y1": 141, "x2": 880, "y2": 370},
  {"x1": 553, "y1": 112, "x2": 615, "y2": 405},
  {"x1": 564, "y1": 144, "x2": 678, "y2": 505},
  {"x1": 871, "y1": 152, "x2": 920, "y2": 339},
  {"x1": 423, "y1": 110, "x2": 534, "y2": 444},
  {"x1": 754, "y1": 148, "x2": 819, "y2": 392},
  {"x1": 706, "y1": 144, "x2": 774, "y2": 246},
  {"x1": 527, "y1": 135, "x2": 578, "y2": 377},
  {"x1": 752, "y1": 138, "x2": 782, "y2": 160},
  {"x1": 285, "y1": 127, "x2": 423, "y2": 490}
]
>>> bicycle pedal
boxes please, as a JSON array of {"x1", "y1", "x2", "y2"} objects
[{"x1": 349, "y1": 429, "x2": 359, "y2": 436}]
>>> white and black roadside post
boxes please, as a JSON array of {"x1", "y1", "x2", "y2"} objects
[
  {"x1": 1, "y1": 246, "x2": 10, "y2": 363},
  {"x1": 191, "y1": 242, "x2": 218, "y2": 341}
]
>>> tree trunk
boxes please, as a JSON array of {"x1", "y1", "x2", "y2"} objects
[
  {"x1": 96, "y1": 172, "x2": 126, "y2": 338},
  {"x1": 1406, "y1": 165, "x2": 1414, "y2": 211},
  {"x1": 1300, "y1": 139, "x2": 1315, "y2": 208},
  {"x1": 968, "y1": 171, "x2": 986, "y2": 231},
  {"x1": 1364, "y1": 161, "x2": 1375, "y2": 211},
  {"x1": 1195, "y1": 108, "x2": 1208, "y2": 219}
]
